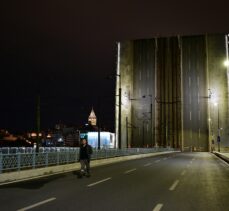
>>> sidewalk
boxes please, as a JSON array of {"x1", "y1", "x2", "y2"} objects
[{"x1": 213, "y1": 151, "x2": 229, "y2": 163}]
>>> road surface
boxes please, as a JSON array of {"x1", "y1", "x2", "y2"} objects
[{"x1": 0, "y1": 152, "x2": 229, "y2": 211}]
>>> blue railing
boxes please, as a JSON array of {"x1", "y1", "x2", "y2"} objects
[{"x1": 0, "y1": 147, "x2": 175, "y2": 174}]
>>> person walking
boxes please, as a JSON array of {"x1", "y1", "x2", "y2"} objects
[{"x1": 79, "y1": 139, "x2": 93, "y2": 177}]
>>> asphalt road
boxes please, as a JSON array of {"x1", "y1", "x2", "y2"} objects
[{"x1": 0, "y1": 152, "x2": 229, "y2": 211}]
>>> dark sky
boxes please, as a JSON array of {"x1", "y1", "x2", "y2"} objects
[{"x1": 1, "y1": 0, "x2": 229, "y2": 133}]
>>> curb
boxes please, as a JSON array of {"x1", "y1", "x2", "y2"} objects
[
  {"x1": 213, "y1": 152, "x2": 229, "y2": 164},
  {"x1": 0, "y1": 151, "x2": 177, "y2": 185}
]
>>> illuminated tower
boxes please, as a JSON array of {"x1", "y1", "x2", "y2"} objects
[{"x1": 88, "y1": 108, "x2": 97, "y2": 126}]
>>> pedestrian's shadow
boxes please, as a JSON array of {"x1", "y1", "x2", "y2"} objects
[{"x1": 72, "y1": 170, "x2": 83, "y2": 178}]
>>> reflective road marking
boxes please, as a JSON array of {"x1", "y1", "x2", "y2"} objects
[
  {"x1": 17, "y1": 197, "x2": 56, "y2": 211},
  {"x1": 124, "y1": 168, "x2": 137, "y2": 174},
  {"x1": 87, "y1": 177, "x2": 111, "y2": 187},
  {"x1": 152, "y1": 203, "x2": 163, "y2": 211},
  {"x1": 169, "y1": 180, "x2": 179, "y2": 191}
]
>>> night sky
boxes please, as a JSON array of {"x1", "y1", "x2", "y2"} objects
[{"x1": 1, "y1": 0, "x2": 229, "y2": 133}]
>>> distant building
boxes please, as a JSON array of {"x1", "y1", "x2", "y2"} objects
[
  {"x1": 88, "y1": 108, "x2": 97, "y2": 126},
  {"x1": 78, "y1": 108, "x2": 116, "y2": 148},
  {"x1": 64, "y1": 132, "x2": 79, "y2": 147},
  {"x1": 80, "y1": 131, "x2": 115, "y2": 148},
  {"x1": 55, "y1": 123, "x2": 66, "y2": 130}
]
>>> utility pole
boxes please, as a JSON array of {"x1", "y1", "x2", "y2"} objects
[
  {"x1": 217, "y1": 105, "x2": 220, "y2": 152},
  {"x1": 126, "y1": 116, "x2": 128, "y2": 148},
  {"x1": 142, "y1": 95, "x2": 153, "y2": 147},
  {"x1": 97, "y1": 98, "x2": 101, "y2": 150},
  {"x1": 98, "y1": 125, "x2": 101, "y2": 150},
  {"x1": 36, "y1": 95, "x2": 40, "y2": 153},
  {"x1": 118, "y1": 75, "x2": 122, "y2": 149},
  {"x1": 106, "y1": 72, "x2": 122, "y2": 149},
  {"x1": 150, "y1": 102, "x2": 153, "y2": 147}
]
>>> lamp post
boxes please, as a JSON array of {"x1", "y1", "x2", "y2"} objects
[
  {"x1": 142, "y1": 95, "x2": 153, "y2": 147},
  {"x1": 36, "y1": 95, "x2": 40, "y2": 153},
  {"x1": 106, "y1": 73, "x2": 121, "y2": 149},
  {"x1": 126, "y1": 115, "x2": 138, "y2": 148},
  {"x1": 117, "y1": 74, "x2": 122, "y2": 149},
  {"x1": 214, "y1": 102, "x2": 220, "y2": 152}
]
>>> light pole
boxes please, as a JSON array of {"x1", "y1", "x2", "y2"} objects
[
  {"x1": 106, "y1": 73, "x2": 121, "y2": 149},
  {"x1": 117, "y1": 74, "x2": 122, "y2": 149},
  {"x1": 36, "y1": 95, "x2": 40, "y2": 153},
  {"x1": 214, "y1": 102, "x2": 220, "y2": 152},
  {"x1": 142, "y1": 120, "x2": 149, "y2": 147},
  {"x1": 142, "y1": 95, "x2": 153, "y2": 147},
  {"x1": 126, "y1": 117, "x2": 138, "y2": 148}
]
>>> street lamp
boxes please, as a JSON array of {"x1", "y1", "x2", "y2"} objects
[
  {"x1": 214, "y1": 102, "x2": 220, "y2": 152},
  {"x1": 106, "y1": 72, "x2": 121, "y2": 149},
  {"x1": 142, "y1": 95, "x2": 153, "y2": 147},
  {"x1": 126, "y1": 117, "x2": 138, "y2": 148},
  {"x1": 117, "y1": 74, "x2": 122, "y2": 149},
  {"x1": 36, "y1": 95, "x2": 40, "y2": 153}
]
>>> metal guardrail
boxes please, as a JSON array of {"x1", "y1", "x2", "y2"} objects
[
  {"x1": 0, "y1": 147, "x2": 79, "y2": 154},
  {"x1": 0, "y1": 147, "x2": 175, "y2": 174}
]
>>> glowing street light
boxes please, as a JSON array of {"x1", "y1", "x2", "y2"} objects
[{"x1": 224, "y1": 60, "x2": 229, "y2": 67}]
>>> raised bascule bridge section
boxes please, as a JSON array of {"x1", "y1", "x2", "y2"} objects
[{"x1": 116, "y1": 34, "x2": 229, "y2": 152}]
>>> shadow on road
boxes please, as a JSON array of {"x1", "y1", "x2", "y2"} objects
[{"x1": 0, "y1": 174, "x2": 67, "y2": 190}]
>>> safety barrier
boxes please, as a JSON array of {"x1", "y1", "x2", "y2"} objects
[{"x1": 0, "y1": 147, "x2": 175, "y2": 174}]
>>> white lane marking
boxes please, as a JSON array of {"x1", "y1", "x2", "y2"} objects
[
  {"x1": 144, "y1": 163, "x2": 152, "y2": 167},
  {"x1": 124, "y1": 168, "x2": 137, "y2": 174},
  {"x1": 17, "y1": 197, "x2": 56, "y2": 211},
  {"x1": 181, "y1": 170, "x2": 186, "y2": 176},
  {"x1": 155, "y1": 160, "x2": 161, "y2": 163},
  {"x1": 152, "y1": 203, "x2": 163, "y2": 211},
  {"x1": 169, "y1": 180, "x2": 179, "y2": 191},
  {"x1": 190, "y1": 161, "x2": 193, "y2": 164},
  {"x1": 87, "y1": 177, "x2": 111, "y2": 187}
]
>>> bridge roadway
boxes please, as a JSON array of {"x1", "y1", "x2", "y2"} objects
[{"x1": 0, "y1": 152, "x2": 229, "y2": 211}]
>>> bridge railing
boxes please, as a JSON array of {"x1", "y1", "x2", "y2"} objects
[{"x1": 0, "y1": 147, "x2": 175, "y2": 174}]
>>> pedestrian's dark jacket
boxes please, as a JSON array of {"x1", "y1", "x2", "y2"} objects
[{"x1": 79, "y1": 144, "x2": 93, "y2": 160}]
